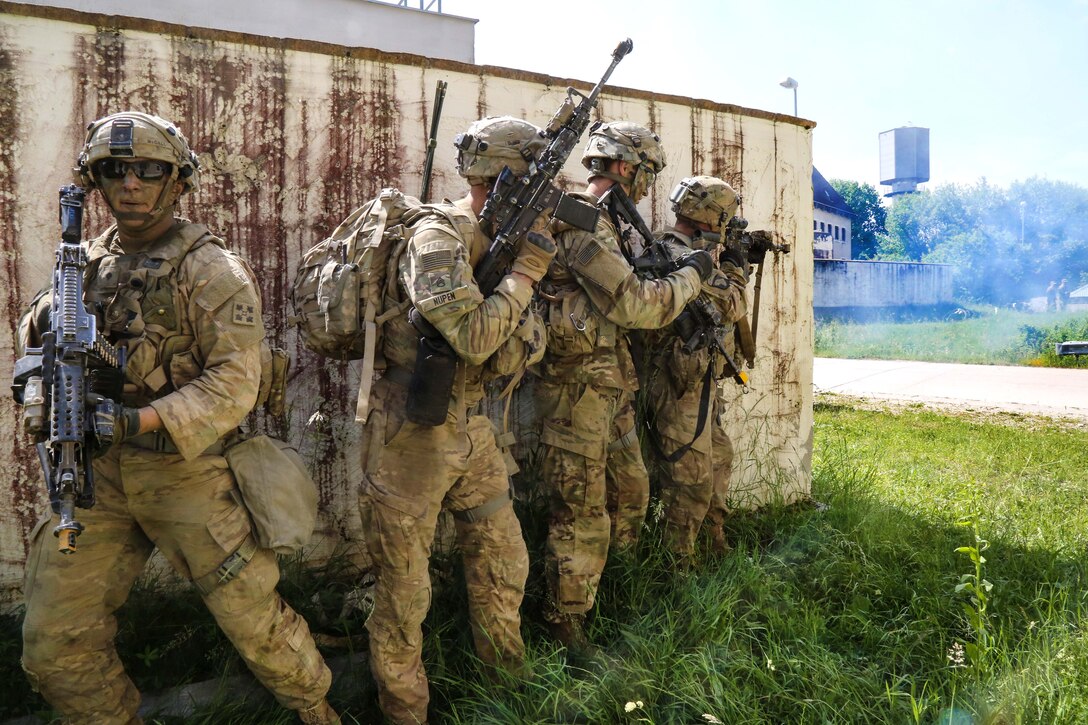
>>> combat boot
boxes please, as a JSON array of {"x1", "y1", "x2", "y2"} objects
[
  {"x1": 703, "y1": 512, "x2": 733, "y2": 557},
  {"x1": 297, "y1": 699, "x2": 341, "y2": 725},
  {"x1": 548, "y1": 613, "x2": 601, "y2": 663}
]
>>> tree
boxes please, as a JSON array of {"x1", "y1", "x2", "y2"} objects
[{"x1": 828, "y1": 179, "x2": 887, "y2": 259}]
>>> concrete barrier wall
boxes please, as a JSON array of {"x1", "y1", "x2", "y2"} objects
[
  {"x1": 0, "y1": 3, "x2": 815, "y2": 602},
  {"x1": 814, "y1": 259, "x2": 955, "y2": 308}
]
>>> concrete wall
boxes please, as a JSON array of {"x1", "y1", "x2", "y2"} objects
[
  {"x1": 814, "y1": 259, "x2": 954, "y2": 307},
  {"x1": 0, "y1": 3, "x2": 815, "y2": 602},
  {"x1": 11, "y1": 0, "x2": 477, "y2": 62}
]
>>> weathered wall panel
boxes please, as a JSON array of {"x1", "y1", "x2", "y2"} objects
[
  {"x1": 814, "y1": 259, "x2": 955, "y2": 308},
  {"x1": 0, "y1": 4, "x2": 815, "y2": 602}
]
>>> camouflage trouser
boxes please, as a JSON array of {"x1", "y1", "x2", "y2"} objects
[
  {"x1": 536, "y1": 380, "x2": 649, "y2": 618},
  {"x1": 606, "y1": 393, "x2": 650, "y2": 549},
  {"x1": 648, "y1": 374, "x2": 735, "y2": 557},
  {"x1": 21, "y1": 445, "x2": 331, "y2": 725},
  {"x1": 358, "y1": 379, "x2": 528, "y2": 725}
]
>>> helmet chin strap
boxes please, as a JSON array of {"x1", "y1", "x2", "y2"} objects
[{"x1": 100, "y1": 169, "x2": 182, "y2": 236}]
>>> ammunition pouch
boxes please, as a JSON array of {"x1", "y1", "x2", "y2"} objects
[{"x1": 406, "y1": 307, "x2": 458, "y2": 427}]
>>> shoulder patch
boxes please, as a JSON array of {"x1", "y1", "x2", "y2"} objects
[
  {"x1": 232, "y1": 301, "x2": 258, "y2": 325},
  {"x1": 420, "y1": 249, "x2": 455, "y2": 272},
  {"x1": 416, "y1": 285, "x2": 472, "y2": 312},
  {"x1": 196, "y1": 265, "x2": 250, "y2": 312},
  {"x1": 575, "y1": 239, "x2": 603, "y2": 267}
]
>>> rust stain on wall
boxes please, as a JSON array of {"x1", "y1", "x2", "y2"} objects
[
  {"x1": 0, "y1": 39, "x2": 46, "y2": 546},
  {"x1": 709, "y1": 111, "x2": 744, "y2": 198}
]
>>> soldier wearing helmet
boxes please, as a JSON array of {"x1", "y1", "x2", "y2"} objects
[
  {"x1": 532, "y1": 122, "x2": 714, "y2": 657},
  {"x1": 16, "y1": 112, "x2": 339, "y2": 724},
  {"x1": 357, "y1": 115, "x2": 553, "y2": 724},
  {"x1": 641, "y1": 175, "x2": 750, "y2": 561}
]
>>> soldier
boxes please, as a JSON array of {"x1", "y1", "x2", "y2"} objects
[
  {"x1": 16, "y1": 112, "x2": 338, "y2": 724},
  {"x1": 641, "y1": 176, "x2": 749, "y2": 561},
  {"x1": 534, "y1": 121, "x2": 713, "y2": 653},
  {"x1": 357, "y1": 116, "x2": 553, "y2": 725}
]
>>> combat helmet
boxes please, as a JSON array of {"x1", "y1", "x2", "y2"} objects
[
  {"x1": 76, "y1": 111, "x2": 200, "y2": 196},
  {"x1": 670, "y1": 176, "x2": 739, "y2": 232},
  {"x1": 581, "y1": 120, "x2": 666, "y2": 202},
  {"x1": 454, "y1": 116, "x2": 546, "y2": 185}
]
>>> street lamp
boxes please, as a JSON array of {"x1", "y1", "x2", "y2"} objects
[{"x1": 779, "y1": 76, "x2": 798, "y2": 116}]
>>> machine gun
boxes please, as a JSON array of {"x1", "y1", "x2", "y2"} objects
[
  {"x1": 12, "y1": 185, "x2": 126, "y2": 553},
  {"x1": 474, "y1": 38, "x2": 634, "y2": 295},
  {"x1": 721, "y1": 215, "x2": 790, "y2": 367}
]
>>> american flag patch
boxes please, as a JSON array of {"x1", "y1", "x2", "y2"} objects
[
  {"x1": 420, "y1": 249, "x2": 454, "y2": 272},
  {"x1": 575, "y1": 240, "x2": 602, "y2": 267}
]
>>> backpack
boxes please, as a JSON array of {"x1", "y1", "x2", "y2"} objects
[{"x1": 290, "y1": 187, "x2": 432, "y2": 421}]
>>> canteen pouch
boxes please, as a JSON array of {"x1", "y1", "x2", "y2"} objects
[{"x1": 224, "y1": 434, "x2": 318, "y2": 554}]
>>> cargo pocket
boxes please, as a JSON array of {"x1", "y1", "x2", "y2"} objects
[
  {"x1": 22, "y1": 514, "x2": 53, "y2": 594},
  {"x1": 206, "y1": 500, "x2": 252, "y2": 554},
  {"x1": 361, "y1": 478, "x2": 429, "y2": 579}
]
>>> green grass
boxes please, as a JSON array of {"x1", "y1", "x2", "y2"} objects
[
  {"x1": 815, "y1": 307, "x2": 1088, "y2": 367},
  {"x1": 3, "y1": 401, "x2": 1087, "y2": 723}
]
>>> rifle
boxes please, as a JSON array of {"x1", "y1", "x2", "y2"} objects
[
  {"x1": 419, "y1": 79, "x2": 448, "y2": 203},
  {"x1": 722, "y1": 216, "x2": 791, "y2": 367},
  {"x1": 474, "y1": 38, "x2": 634, "y2": 295},
  {"x1": 12, "y1": 185, "x2": 126, "y2": 553}
]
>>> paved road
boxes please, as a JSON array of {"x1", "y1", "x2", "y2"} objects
[{"x1": 814, "y1": 357, "x2": 1088, "y2": 419}]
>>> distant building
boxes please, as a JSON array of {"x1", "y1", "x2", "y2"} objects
[
  {"x1": 13, "y1": 0, "x2": 477, "y2": 61},
  {"x1": 812, "y1": 167, "x2": 852, "y2": 259},
  {"x1": 1069, "y1": 283, "x2": 1088, "y2": 310}
]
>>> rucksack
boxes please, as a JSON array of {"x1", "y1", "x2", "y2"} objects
[{"x1": 289, "y1": 187, "x2": 431, "y2": 422}]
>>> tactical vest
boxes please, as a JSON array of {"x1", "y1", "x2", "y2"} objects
[
  {"x1": 538, "y1": 213, "x2": 621, "y2": 359},
  {"x1": 83, "y1": 222, "x2": 283, "y2": 413}
]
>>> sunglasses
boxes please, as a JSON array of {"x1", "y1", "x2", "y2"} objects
[{"x1": 94, "y1": 159, "x2": 172, "y2": 181}]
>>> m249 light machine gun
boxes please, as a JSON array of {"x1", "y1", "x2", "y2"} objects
[
  {"x1": 473, "y1": 38, "x2": 634, "y2": 295},
  {"x1": 12, "y1": 185, "x2": 126, "y2": 553}
]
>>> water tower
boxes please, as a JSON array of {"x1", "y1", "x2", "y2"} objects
[{"x1": 879, "y1": 126, "x2": 930, "y2": 197}]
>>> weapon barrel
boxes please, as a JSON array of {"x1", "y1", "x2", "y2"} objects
[{"x1": 420, "y1": 80, "x2": 448, "y2": 202}]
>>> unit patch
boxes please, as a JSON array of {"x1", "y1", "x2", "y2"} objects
[{"x1": 233, "y1": 302, "x2": 257, "y2": 325}]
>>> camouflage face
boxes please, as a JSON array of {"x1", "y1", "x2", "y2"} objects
[
  {"x1": 669, "y1": 176, "x2": 739, "y2": 231},
  {"x1": 76, "y1": 112, "x2": 200, "y2": 195},
  {"x1": 454, "y1": 116, "x2": 546, "y2": 185}
]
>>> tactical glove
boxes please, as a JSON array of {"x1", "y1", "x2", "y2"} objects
[
  {"x1": 718, "y1": 245, "x2": 747, "y2": 271},
  {"x1": 679, "y1": 249, "x2": 715, "y2": 281},
  {"x1": 92, "y1": 397, "x2": 141, "y2": 454},
  {"x1": 511, "y1": 231, "x2": 557, "y2": 283}
]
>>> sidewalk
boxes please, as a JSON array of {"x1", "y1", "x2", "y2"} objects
[{"x1": 814, "y1": 357, "x2": 1088, "y2": 419}]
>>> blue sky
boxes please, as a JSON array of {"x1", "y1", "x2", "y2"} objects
[{"x1": 454, "y1": 0, "x2": 1088, "y2": 191}]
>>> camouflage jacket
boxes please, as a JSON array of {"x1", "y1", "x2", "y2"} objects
[
  {"x1": 381, "y1": 197, "x2": 543, "y2": 408},
  {"x1": 640, "y1": 226, "x2": 749, "y2": 396},
  {"x1": 536, "y1": 191, "x2": 701, "y2": 391},
  {"x1": 18, "y1": 220, "x2": 265, "y2": 460}
]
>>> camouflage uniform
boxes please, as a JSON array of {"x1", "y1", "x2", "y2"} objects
[
  {"x1": 18, "y1": 221, "x2": 332, "y2": 724},
  {"x1": 642, "y1": 227, "x2": 748, "y2": 557},
  {"x1": 536, "y1": 192, "x2": 702, "y2": 621},
  {"x1": 358, "y1": 196, "x2": 541, "y2": 725}
]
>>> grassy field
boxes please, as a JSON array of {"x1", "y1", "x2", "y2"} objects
[
  {"x1": 2, "y1": 400, "x2": 1086, "y2": 724},
  {"x1": 815, "y1": 308, "x2": 1088, "y2": 367}
]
